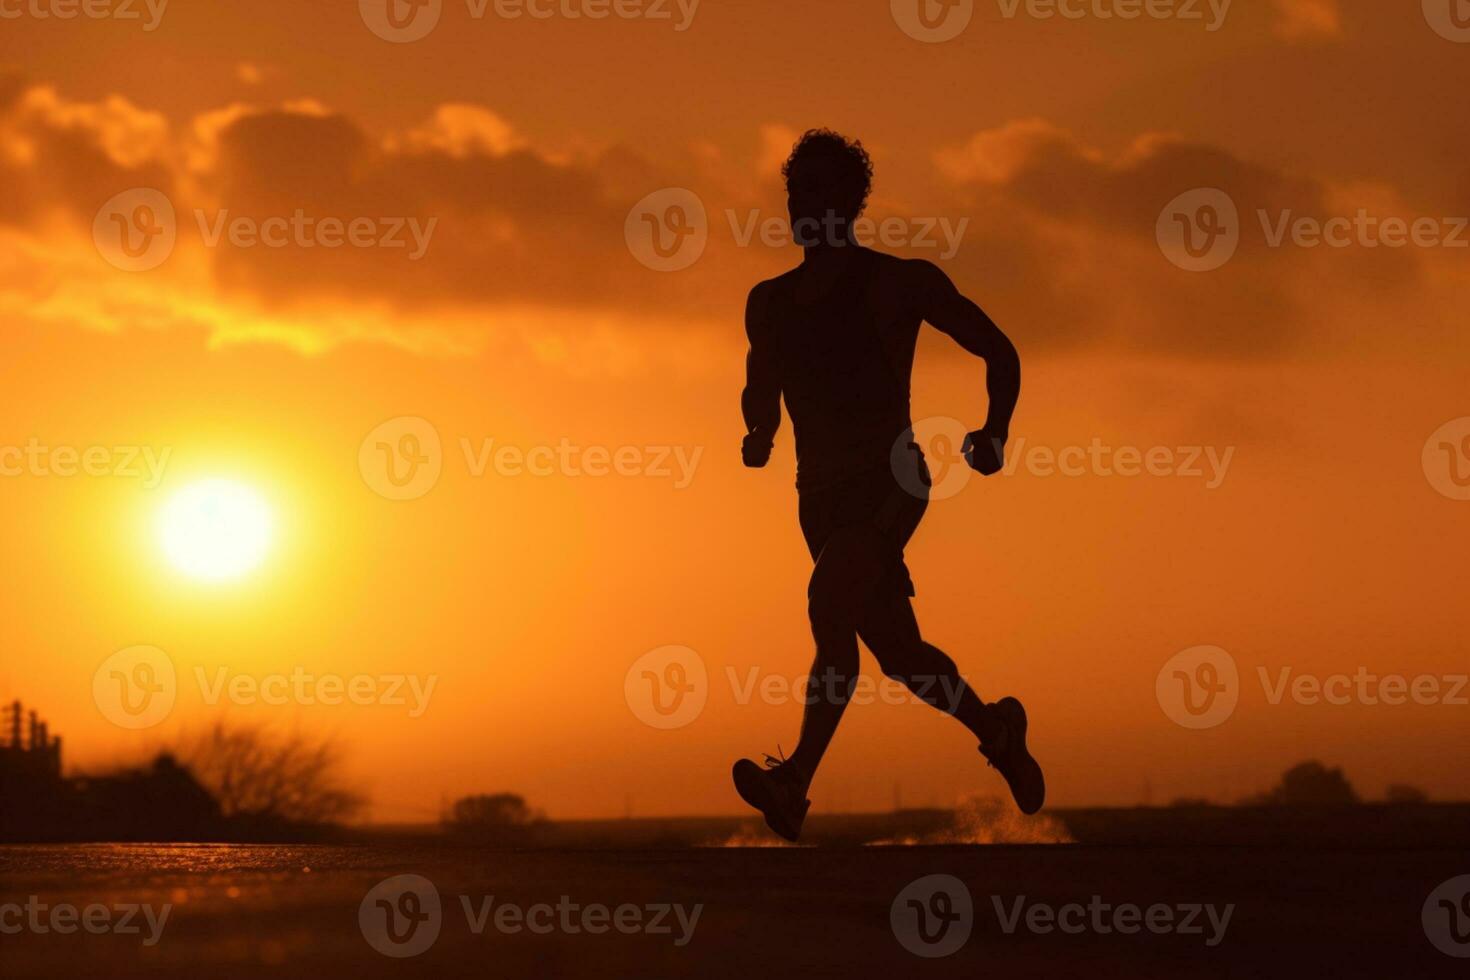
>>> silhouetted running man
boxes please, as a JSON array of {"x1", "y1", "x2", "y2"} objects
[{"x1": 732, "y1": 130, "x2": 1044, "y2": 842}]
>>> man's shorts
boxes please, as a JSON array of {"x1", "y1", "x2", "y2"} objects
[{"x1": 797, "y1": 445, "x2": 930, "y2": 599}]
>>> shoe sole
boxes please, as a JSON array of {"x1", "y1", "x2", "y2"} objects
[
  {"x1": 997, "y1": 697, "x2": 1046, "y2": 815},
  {"x1": 731, "y1": 760, "x2": 805, "y2": 843}
]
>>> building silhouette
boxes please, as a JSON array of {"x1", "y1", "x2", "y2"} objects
[
  {"x1": 2, "y1": 699, "x2": 63, "y2": 778},
  {"x1": 1, "y1": 698, "x2": 222, "y2": 842}
]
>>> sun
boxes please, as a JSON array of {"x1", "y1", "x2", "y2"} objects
[{"x1": 158, "y1": 478, "x2": 274, "y2": 583}]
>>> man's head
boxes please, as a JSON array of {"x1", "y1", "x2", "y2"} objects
[{"x1": 782, "y1": 129, "x2": 873, "y2": 245}]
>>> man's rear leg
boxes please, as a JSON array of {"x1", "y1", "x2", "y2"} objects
[
  {"x1": 856, "y1": 590, "x2": 1002, "y2": 743},
  {"x1": 858, "y1": 590, "x2": 1045, "y2": 814}
]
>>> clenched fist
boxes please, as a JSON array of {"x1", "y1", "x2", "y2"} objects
[{"x1": 962, "y1": 428, "x2": 1007, "y2": 476}]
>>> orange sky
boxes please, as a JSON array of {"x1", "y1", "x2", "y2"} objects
[{"x1": 1, "y1": 0, "x2": 1468, "y2": 820}]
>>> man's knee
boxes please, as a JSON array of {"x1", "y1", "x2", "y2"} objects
[{"x1": 869, "y1": 640, "x2": 959, "y2": 700}]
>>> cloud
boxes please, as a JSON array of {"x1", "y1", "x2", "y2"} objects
[
  {"x1": 0, "y1": 81, "x2": 1456, "y2": 366},
  {"x1": 932, "y1": 119, "x2": 1430, "y2": 358},
  {"x1": 0, "y1": 83, "x2": 175, "y2": 227}
]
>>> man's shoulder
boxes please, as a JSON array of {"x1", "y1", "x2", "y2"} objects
[
  {"x1": 748, "y1": 268, "x2": 800, "y2": 300},
  {"x1": 857, "y1": 248, "x2": 947, "y2": 287},
  {"x1": 878, "y1": 251, "x2": 946, "y2": 283}
]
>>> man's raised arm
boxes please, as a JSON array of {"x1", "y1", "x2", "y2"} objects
[
  {"x1": 741, "y1": 282, "x2": 782, "y2": 468},
  {"x1": 913, "y1": 260, "x2": 1020, "y2": 476}
]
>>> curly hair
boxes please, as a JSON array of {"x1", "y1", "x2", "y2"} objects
[{"x1": 781, "y1": 129, "x2": 874, "y2": 217}]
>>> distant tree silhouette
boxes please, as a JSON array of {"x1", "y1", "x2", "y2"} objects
[
  {"x1": 172, "y1": 722, "x2": 364, "y2": 826},
  {"x1": 1247, "y1": 761, "x2": 1359, "y2": 807},
  {"x1": 1385, "y1": 783, "x2": 1429, "y2": 805},
  {"x1": 444, "y1": 792, "x2": 548, "y2": 842}
]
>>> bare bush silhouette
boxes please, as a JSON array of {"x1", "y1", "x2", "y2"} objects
[
  {"x1": 1246, "y1": 761, "x2": 1359, "y2": 807},
  {"x1": 444, "y1": 792, "x2": 549, "y2": 842},
  {"x1": 172, "y1": 722, "x2": 364, "y2": 827}
]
